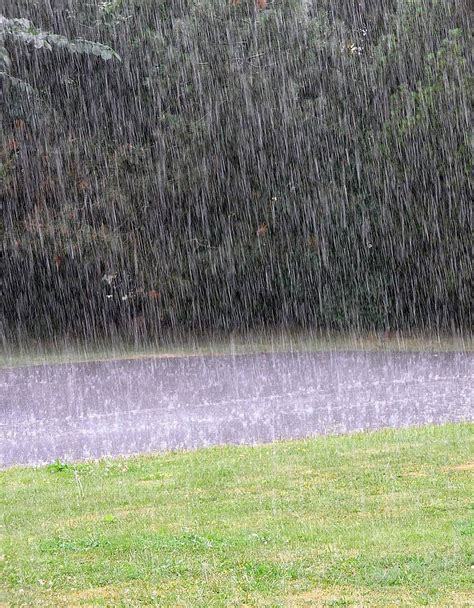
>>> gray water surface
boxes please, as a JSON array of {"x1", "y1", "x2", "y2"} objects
[{"x1": 1, "y1": 351, "x2": 472, "y2": 467}]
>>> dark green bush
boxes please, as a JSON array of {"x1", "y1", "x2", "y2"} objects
[{"x1": 2, "y1": 0, "x2": 472, "y2": 341}]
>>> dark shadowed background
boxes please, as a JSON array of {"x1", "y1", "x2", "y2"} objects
[{"x1": 2, "y1": 0, "x2": 472, "y2": 345}]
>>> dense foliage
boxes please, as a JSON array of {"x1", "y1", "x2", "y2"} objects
[{"x1": 2, "y1": 0, "x2": 472, "y2": 342}]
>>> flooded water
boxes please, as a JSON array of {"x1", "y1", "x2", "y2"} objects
[{"x1": 1, "y1": 351, "x2": 472, "y2": 467}]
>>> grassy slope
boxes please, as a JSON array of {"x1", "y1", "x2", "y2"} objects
[{"x1": 1, "y1": 424, "x2": 473, "y2": 607}]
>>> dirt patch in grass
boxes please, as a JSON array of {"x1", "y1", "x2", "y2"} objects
[
  {"x1": 65, "y1": 505, "x2": 159, "y2": 526},
  {"x1": 286, "y1": 588, "x2": 342, "y2": 606},
  {"x1": 445, "y1": 461, "x2": 474, "y2": 472},
  {"x1": 285, "y1": 587, "x2": 474, "y2": 607},
  {"x1": 285, "y1": 586, "x2": 402, "y2": 607},
  {"x1": 54, "y1": 587, "x2": 123, "y2": 608},
  {"x1": 401, "y1": 470, "x2": 428, "y2": 478}
]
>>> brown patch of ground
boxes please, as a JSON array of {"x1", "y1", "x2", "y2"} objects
[
  {"x1": 286, "y1": 588, "x2": 474, "y2": 607},
  {"x1": 67, "y1": 586, "x2": 119, "y2": 600},
  {"x1": 287, "y1": 588, "x2": 343, "y2": 606},
  {"x1": 65, "y1": 505, "x2": 156, "y2": 525},
  {"x1": 451, "y1": 592, "x2": 474, "y2": 606},
  {"x1": 401, "y1": 470, "x2": 428, "y2": 478},
  {"x1": 58, "y1": 585, "x2": 125, "y2": 607},
  {"x1": 445, "y1": 461, "x2": 474, "y2": 472}
]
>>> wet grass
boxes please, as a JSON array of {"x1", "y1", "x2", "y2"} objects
[
  {"x1": 1, "y1": 330, "x2": 472, "y2": 368},
  {"x1": 1, "y1": 423, "x2": 473, "y2": 607}
]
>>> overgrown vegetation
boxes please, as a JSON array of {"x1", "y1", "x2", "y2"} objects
[
  {"x1": 1, "y1": 424, "x2": 473, "y2": 606},
  {"x1": 2, "y1": 0, "x2": 472, "y2": 342}
]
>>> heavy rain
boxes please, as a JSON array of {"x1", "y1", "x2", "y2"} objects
[
  {"x1": 2, "y1": 0, "x2": 471, "y2": 462},
  {"x1": 0, "y1": 1, "x2": 473, "y2": 604}
]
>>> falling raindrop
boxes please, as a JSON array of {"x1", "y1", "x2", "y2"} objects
[{"x1": 0, "y1": 0, "x2": 472, "y2": 466}]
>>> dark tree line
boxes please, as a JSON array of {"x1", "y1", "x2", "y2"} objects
[{"x1": 2, "y1": 0, "x2": 472, "y2": 343}]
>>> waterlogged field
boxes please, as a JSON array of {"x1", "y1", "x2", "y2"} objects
[{"x1": 1, "y1": 424, "x2": 473, "y2": 607}]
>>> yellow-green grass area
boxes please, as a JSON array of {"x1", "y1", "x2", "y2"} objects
[{"x1": 1, "y1": 424, "x2": 473, "y2": 607}]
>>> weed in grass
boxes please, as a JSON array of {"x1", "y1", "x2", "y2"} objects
[{"x1": 46, "y1": 459, "x2": 70, "y2": 473}]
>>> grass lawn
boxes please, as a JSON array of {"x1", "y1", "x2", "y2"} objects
[{"x1": 1, "y1": 424, "x2": 473, "y2": 607}]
